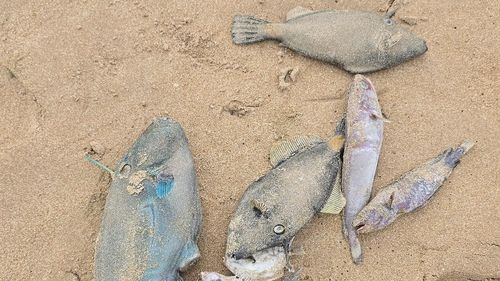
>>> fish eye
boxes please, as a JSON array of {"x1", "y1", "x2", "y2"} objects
[
  {"x1": 273, "y1": 224, "x2": 285, "y2": 235},
  {"x1": 119, "y1": 163, "x2": 131, "y2": 177},
  {"x1": 384, "y1": 18, "x2": 394, "y2": 25}
]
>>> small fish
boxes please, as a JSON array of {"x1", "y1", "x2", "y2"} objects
[
  {"x1": 225, "y1": 118, "x2": 346, "y2": 261},
  {"x1": 353, "y1": 141, "x2": 474, "y2": 234},
  {"x1": 342, "y1": 75, "x2": 384, "y2": 264},
  {"x1": 232, "y1": 6, "x2": 427, "y2": 73},
  {"x1": 94, "y1": 117, "x2": 202, "y2": 281}
]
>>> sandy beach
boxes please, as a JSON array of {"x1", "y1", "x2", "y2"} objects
[{"x1": 1, "y1": 0, "x2": 499, "y2": 280}]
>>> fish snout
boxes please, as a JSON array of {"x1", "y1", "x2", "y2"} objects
[{"x1": 400, "y1": 35, "x2": 428, "y2": 60}]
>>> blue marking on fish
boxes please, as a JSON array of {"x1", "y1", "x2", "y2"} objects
[{"x1": 156, "y1": 175, "x2": 174, "y2": 199}]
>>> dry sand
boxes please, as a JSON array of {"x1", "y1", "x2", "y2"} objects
[{"x1": 1, "y1": 0, "x2": 499, "y2": 280}]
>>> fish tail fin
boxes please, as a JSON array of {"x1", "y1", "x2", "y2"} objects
[
  {"x1": 445, "y1": 140, "x2": 475, "y2": 167},
  {"x1": 232, "y1": 15, "x2": 271, "y2": 44},
  {"x1": 349, "y1": 235, "x2": 364, "y2": 264}
]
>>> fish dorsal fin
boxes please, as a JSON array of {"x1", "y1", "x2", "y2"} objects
[
  {"x1": 321, "y1": 171, "x2": 346, "y2": 214},
  {"x1": 286, "y1": 6, "x2": 314, "y2": 21},
  {"x1": 269, "y1": 135, "x2": 322, "y2": 167}
]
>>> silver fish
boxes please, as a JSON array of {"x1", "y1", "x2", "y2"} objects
[
  {"x1": 353, "y1": 141, "x2": 474, "y2": 234},
  {"x1": 94, "y1": 117, "x2": 202, "y2": 281},
  {"x1": 225, "y1": 120, "x2": 346, "y2": 261},
  {"x1": 342, "y1": 75, "x2": 384, "y2": 264},
  {"x1": 232, "y1": 6, "x2": 427, "y2": 73}
]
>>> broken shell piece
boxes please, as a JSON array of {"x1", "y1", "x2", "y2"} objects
[{"x1": 278, "y1": 67, "x2": 300, "y2": 91}]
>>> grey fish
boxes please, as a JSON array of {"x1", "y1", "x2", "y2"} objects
[
  {"x1": 225, "y1": 119, "x2": 346, "y2": 260},
  {"x1": 353, "y1": 141, "x2": 474, "y2": 234},
  {"x1": 94, "y1": 117, "x2": 202, "y2": 281},
  {"x1": 232, "y1": 6, "x2": 427, "y2": 73},
  {"x1": 342, "y1": 75, "x2": 384, "y2": 264}
]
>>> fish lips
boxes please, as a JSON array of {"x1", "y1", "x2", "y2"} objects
[{"x1": 393, "y1": 36, "x2": 428, "y2": 63}]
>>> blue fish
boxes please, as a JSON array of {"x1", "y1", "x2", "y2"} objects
[{"x1": 94, "y1": 117, "x2": 202, "y2": 281}]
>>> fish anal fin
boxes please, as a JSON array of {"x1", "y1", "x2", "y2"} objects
[
  {"x1": 286, "y1": 6, "x2": 315, "y2": 21},
  {"x1": 178, "y1": 240, "x2": 200, "y2": 272},
  {"x1": 269, "y1": 135, "x2": 322, "y2": 167},
  {"x1": 321, "y1": 172, "x2": 346, "y2": 214}
]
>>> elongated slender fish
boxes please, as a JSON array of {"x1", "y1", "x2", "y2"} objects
[
  {"x1": 225, "y1": 120, "x2": 346, "y2": 261},
  {"x1": 353, "y1": 141, "x2": 474, "y2": 234},
  {"x1": 232, "y1": 6, "x2": 427, "y2": 73},
  {"x1": 342, "y1": 75, "x2": 384, "y2": 264},
  {"x1": 94, "y1": 117, "x2": 202, "y2": 281}
]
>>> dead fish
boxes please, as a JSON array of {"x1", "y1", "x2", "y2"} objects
[
  {"x1": 353, "y1": 141, "x2": 474, "y2": 234},
  {"x1": 94, "y1": 117, "x2": 202, "y2": 281},
  {"x1": 342, "y1": 75, "x2": 384, "y2": 264},
  {"x1": 225, "y1": 118, "x2": 346, "y2": 261},
  {"x1": 232, "y1": 6, "x2": 427, "y2": 73}
]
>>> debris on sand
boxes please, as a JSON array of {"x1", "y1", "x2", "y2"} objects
[
  {"x1": 222, "y1": 98, "x2": 264, "y2": 117},
  {"x1": 88, "y1": 141, "x2": 106, "y2": 158},
  {"x1": 399, "y1": 16, "x2": 419, "y2": 26},
  {"x1": 278, "y1": 67, "x2": 300, "y2": 91}
]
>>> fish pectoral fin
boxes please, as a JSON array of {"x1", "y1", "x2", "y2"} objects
[
  {"x1": 321, "y1": 172, "x2": 346, "y2": 214},
  {"x1": 269, "y1": 135, "x2": 322, "y2": 167},
  {"x1": 155, "y1": 174, "x2": 175, "y2": 199},
  {"x1": 385, "y1": 192, "x2": 396, "y2": 209},
  {"x1": 178, "y1": 240, "x2": 200, "y2": 272},
  {"x1": 286, "y1": 6, "x2": 315, "y2": 21},
  {"x1": 370, "y1": 110, "x2": 391, "y2": 123}
]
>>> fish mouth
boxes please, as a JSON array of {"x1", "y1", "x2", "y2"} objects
[
  {"x1": 354, "y1": 222, "x2": 367, "y2": 233},
  {"x1": 224, "y1": 246, "x2": 287, "y2": 280},
  {"x1": 228, "y1": 251, "x2": 253, "y2": 261},
  {"x1": 229, "y1": 252, "x2": 256, "y2": 262}
]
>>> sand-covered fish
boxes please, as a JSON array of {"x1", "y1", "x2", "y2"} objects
[
  {"x1": 204, "y1": 119, "x2": 346, "y2": 280},
  {"x1": 342, "y1": 75, "x2": 384, "y2": 264},
  {"x1": 353, "y1": 141, "x2": 474, "y2": 234},
  {"x1": 232, "y1": 6, "x2": 427, "y2": 73},
  {"x1": 225, "y1": 120, "x2": 346, "y2": 261},
  {"x1": 94, "y1": 117, "x2": 202, "y2": 281}
]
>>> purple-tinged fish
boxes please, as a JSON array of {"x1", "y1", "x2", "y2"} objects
[
  {"x1": 342, "y1": 74, "x2": 384, "y2": 264},
  {"x1": 353, "y1": 141, "x2": 474, "y2": 234}
]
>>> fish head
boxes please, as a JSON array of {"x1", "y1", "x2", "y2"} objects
[
  {"x1": 350, "y1": 74, "x2": 383, "y2": 119},
  {"x1": 119, "y1": 117, "x2": 186, "y2": 171},
  {"x1": 225, "y1": 183, "x2": 294, "y2": 260},
  {"x1": 352, "y1": 204, "x2": 395, "y2": 234},
  {"x1": 375, "y1": 17, "x2": 427, "y2": 67}
]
